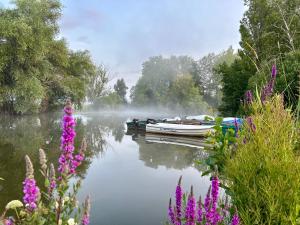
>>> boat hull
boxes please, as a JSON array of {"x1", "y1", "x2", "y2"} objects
[{"x1": 146, "y1": 123, "x2": 214, "y2": 137}]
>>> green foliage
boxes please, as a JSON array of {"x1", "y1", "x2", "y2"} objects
[
  {"x1": 217, "y1": 59, "x2": 256, "y2": 116},
  {"x1": 166, "y1": 75, "x2": 209, "y2": 114},
  {"x1": 225, "y1": 95, "x2": 300, "y2": 224},
  {"x1": 219, "y1": 0, "x2": 300, "y2": 115},
  {"x1": 248, "y1": 50, "x2": 300, "y2": 109},
  {"x1": 0, "y1": 0, "x2": 103, "y2": 114},
  {"x1": 202, "y1": 117, "x2": 236, "y2": 176},
  {"x1": 87, "y1": 65, "x2": 109, "y2": 104},
  {"x1": 94, "y1": 92, "x2": 123, "y2": 109}
]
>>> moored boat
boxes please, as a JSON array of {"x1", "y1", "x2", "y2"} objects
[{"x1": 146, "y1": 123, "x2": 214, "y2": 137}]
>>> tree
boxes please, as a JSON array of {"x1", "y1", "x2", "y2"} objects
[
  {"x1": 0, "y1": 0, "x2": 101, "y2": 114},
  {"x1": 167, "y1": 75, "x2": 208, "y2": 114},
  {"x1": 113, "y1": 78, "x2": 128, "y2": 103},
  {"x1": 87, "y1": 65, "x2": 109, "y2": 104},
  {"x1": 131, "y1": 55, "x2": 196, "y2": 106},
  {"x1": 217, "y1": 59, "x2": 255, "y2": 116},
  {"x1": 218, "y1": 0, "x2": 300, "y2": 115}
]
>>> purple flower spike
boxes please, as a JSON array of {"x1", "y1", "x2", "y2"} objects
[
  {"x1": 168, "y1": 198, "x2": 176, "y2": 224},
  {"x1": 4, "y1": 218, "x2": 14, "y2": 225},
  {"x1": 245, "y1": 90, "x2": 253, "y2": 104},
  {"x1": 196, "y1": 196, "x2": 203, "y2": 224},
  {"x1": 23, "y1": 155, "x2": 40, "y2": 211},
  {"x1": 23, "y1": 178, "x2": 40, "y2": 211},
  {"x1": 82, "y1": 195, "x2": 91, "y2": 225},
  {"x1": 58, "y1": 99, "x2": 77, "y2": 175},
  {"x1": 185, "y1": 186, "x2": 196, "y2": 225},
  {"x1": 246, "y1": 117, "x2": 256, "y2": 132},
  {"x1": 175, "y1": 176, "x2": 183, "y2": 224},
  {"x1": 231, "y1": 210, "x2": 240, "y2": 225},
  {"x1": 271, "y1": 64, "x2": 277, "y2": 79}
]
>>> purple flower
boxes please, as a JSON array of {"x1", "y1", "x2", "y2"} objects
[
  {"x1": 211, "y1": 176, "x2": 222, "y2": 225},
  {"x1": 231, "y1": 211, "x2": 240, "y2": 225},
  {"x1": 59, "y1": 99, "x2": 77, "y2": 175},
  {"x1": 168, "y1": 199, "x2": 176, "y2": 224},
  {"x1": 271, "y1": 64, "x2": 277, "y2": 79},
  {"x1": 175, "y1": 176, "x2": 183, "y2": 224},
  {"x1": 23, "y1": 155, "x2": 40, "y2": 211},
  {"x1": 82, "y1": 215, "x2": 90, "y2": 225},
  {"x1": 82, "y1": 195, "x2": 91, "y2": 225},
  {"x1": 196, "y1": 197, "x2": 203, "y2": 224},
  {"x1": 4, "y1": 218, "x2": 14, "y2": 225},
  {"x1": 234, "y1": 118, "x2": 239, "y2": 137},
  {"x1": 246, "y1": 117, "x2": 256, "y2": 132},
  {"x1": 23, "y1": 178, "x2": 40, "y2": 211},
  {"x1": 244, "y1": 90, "x2": 253, "y2": 104},
  {"x1": 185, "y1": 186, "x2": 196, "y2": 225},
  {"x1": 261, "y1": 64, "x2": 277, "y2": 103}
]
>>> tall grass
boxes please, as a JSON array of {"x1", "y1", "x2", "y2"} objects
[{"x1": 225, "y1": 95, "x2": 300, "y2": 224}]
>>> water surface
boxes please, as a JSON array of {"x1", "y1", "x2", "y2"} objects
[{"x1": 0, "y1": 112, "x2": 211, "y2": 225}]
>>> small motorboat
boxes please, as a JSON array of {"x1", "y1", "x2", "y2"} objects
[
  {"x1": 126, "y1": 118, "x2": 160, "y2": 130},
  {"x1": 146, "y1": 123, "x2": 214, "y2": 137}
]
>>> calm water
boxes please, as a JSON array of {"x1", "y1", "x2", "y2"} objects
[{"x1": 0, "y1": 112, "x2": 211, "y2": 225}]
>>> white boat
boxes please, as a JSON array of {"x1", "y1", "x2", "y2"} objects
[{"x1": 146, "y1": 123, "x2": 214, "y2": 137}]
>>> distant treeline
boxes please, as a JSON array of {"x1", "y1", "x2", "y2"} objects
[{"x1": 1, "y1": 0, "x2": 299, "y2": 115}]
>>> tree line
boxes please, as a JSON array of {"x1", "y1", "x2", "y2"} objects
[{"x1": 1, "y1": 0, "x2": 299, "y2": 115}]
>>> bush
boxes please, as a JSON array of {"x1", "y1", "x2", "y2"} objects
[{"x1": 225, "y1": 95, "x2": 300, "y2": 224}]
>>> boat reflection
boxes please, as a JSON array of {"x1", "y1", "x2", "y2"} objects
[{"x1": 145, "y1": 133, "x2": 209, "y2": 149}]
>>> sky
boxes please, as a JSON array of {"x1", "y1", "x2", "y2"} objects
[{"x1": 1, "y1": 0, "x2": 246, "y2": 87}]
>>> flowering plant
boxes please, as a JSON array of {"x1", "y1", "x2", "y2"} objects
[
  {"x1": 0, "y1": 100, "x2": 91, "y2": 225},
  {"x1": 168, "y1": 176, "x2": 239, "y2": 225}
]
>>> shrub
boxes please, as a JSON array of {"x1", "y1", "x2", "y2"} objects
[{"x1": 225, "y1": 95, "x2": 300, "y2": 224}]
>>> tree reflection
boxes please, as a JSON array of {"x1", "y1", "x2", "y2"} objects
[{"x1": 0, "y1": 113, "x2": 125, "y2": 211}]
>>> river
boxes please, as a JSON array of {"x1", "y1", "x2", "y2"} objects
[{"x1": 0, "y1": 111, "x2": 211, "y2": 225}]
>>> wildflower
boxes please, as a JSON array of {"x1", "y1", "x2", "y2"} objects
[
  {"x1": 204, "y1": 185, "x2": 211, "y2": 213},
  {"x1": 38, "y1": 149, "x2": 47, "y2": 173},
  {"x1": 58, "y1": 99, "x2": 76, "y2": 175},
  {"x1": 234, "y1": 118, "x2": 239, "y2": 137},
  {"x1": 71, "y1": 138, "x2": 87, "y2": 174},
  {"x1": 246, "y1": 117, "x2": 256, "y2": 132},
  {"x1": 168, "y1": 198, "x2": 176, "y2": 224},
  {"x1": 82, "y1": 195, "x2": 91, "y2": 225},
  {"x1": 271, "y1": 64, "x2": 277, "y2": 79},
  {"x1": 196, "y1": 196, "x2": 202, "y2": 224},
  {"x1": 185, "y1": 186, "x2": 196, "y2": 225},
  {"x1": 261, "y1": 64, "x2": 277, "y2": 103},
  {"x1": 244, "y1": 90, "x2": 253, "y2": 104},
  {"x1": 231, "y1": 210, "x2": 240, "y2": 225},
  {"x1": 5, "y1": 200, "x2": 23, "y2": 210},
  {"x1": 67, "y1": 218, "x2": 77, "y2": 225},
  {"x1": 175, "y1": 176, "x2": 183, "y2": 224},
  {"x1": 4, "y1": 217, "x2": 14, "y2": 225},
  {"x1": 49, "y1": 163, "x2": 56, "y2": 193},
  {"x1": 23, "y1": 155, "x2": 40, "y2": 211}
]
